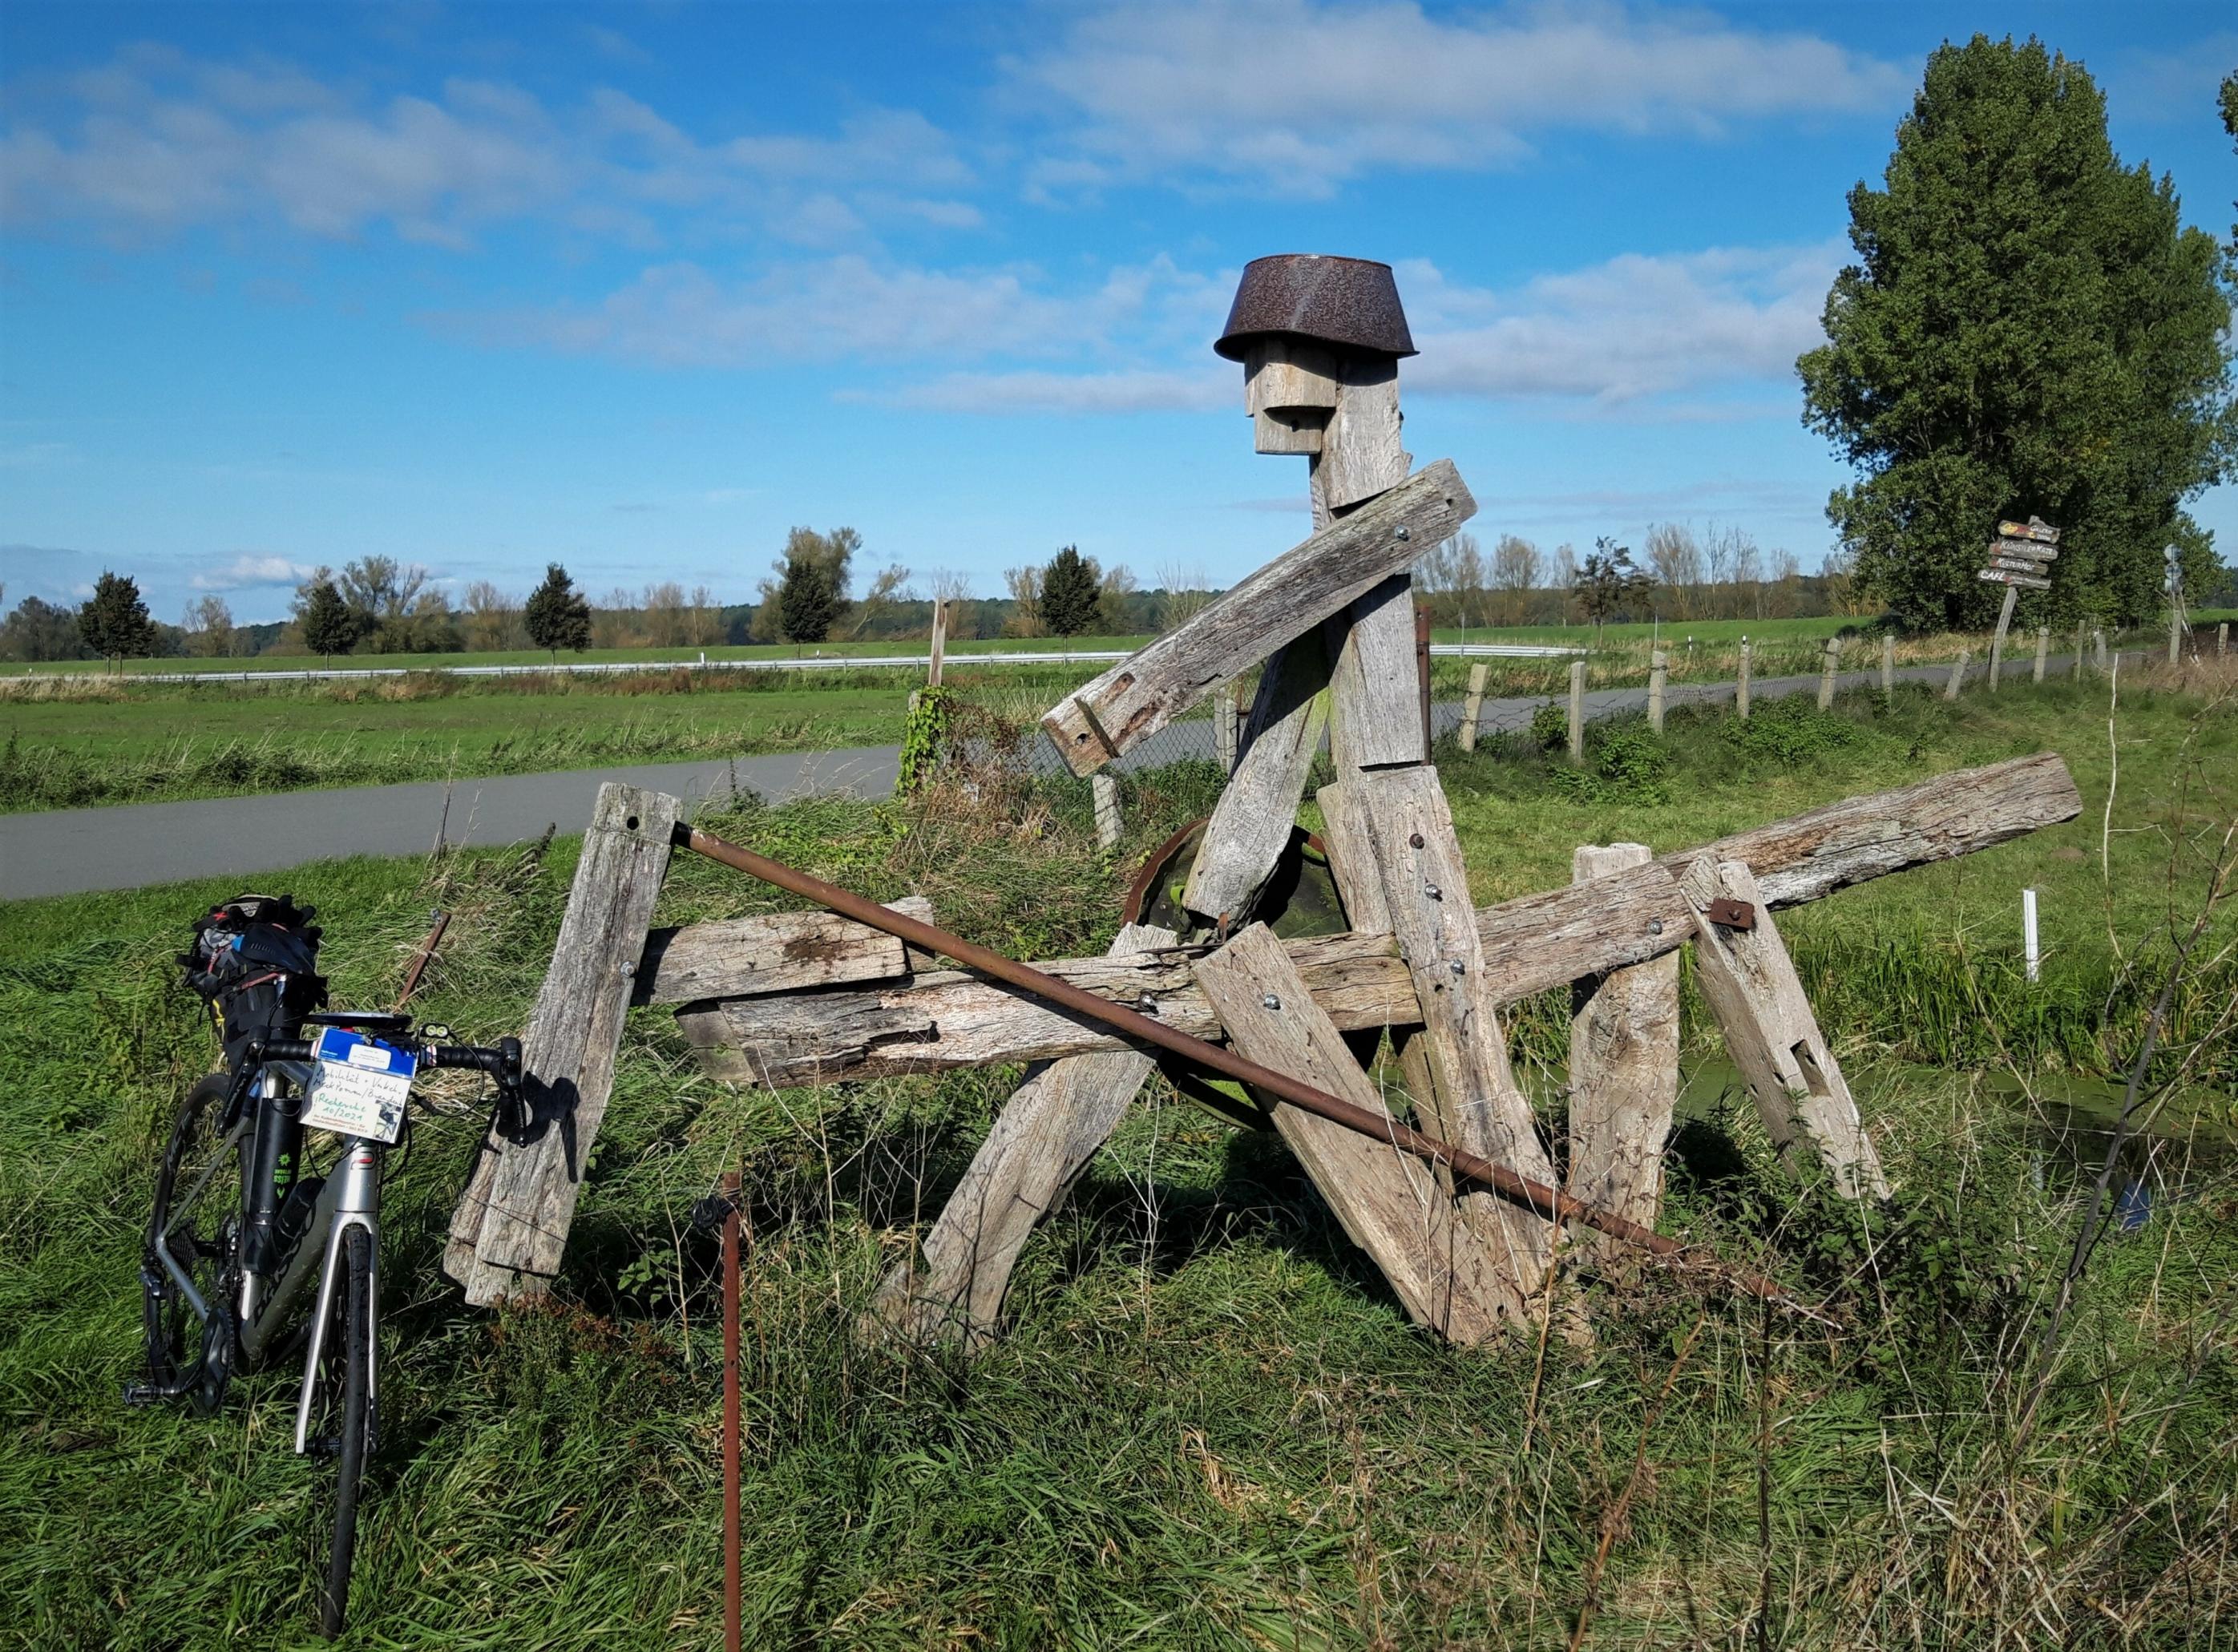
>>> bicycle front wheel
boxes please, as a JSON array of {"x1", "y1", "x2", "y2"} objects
[{"x1": 318, "y1": 1224, "x2": 374, "y2": 1640}]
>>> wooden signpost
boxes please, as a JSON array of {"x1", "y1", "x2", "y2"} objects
[
  {"x1": 1982, "y1": 517, "x2": 2058, "y2": 689},
  {"x1": 444, "y1": 257, "x2": 2087, "y2": 1354}
]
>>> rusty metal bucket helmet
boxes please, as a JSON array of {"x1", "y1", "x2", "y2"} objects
[{"x1": 1214, "y1": 253, "x2": 1416, "y2": 362}]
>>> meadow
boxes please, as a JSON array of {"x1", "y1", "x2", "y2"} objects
[{"x1": 2, "y1": 673, "x2": 2232, "y2": 1647}]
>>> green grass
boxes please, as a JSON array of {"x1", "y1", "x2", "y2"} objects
[
  {"x1": 0, "y1": 633, "x2": 1150, "y2": 679},
  {"x1": 0, "y1": 664, "x2": 1113, "y2": 813},
  {"x1": 2, "y1": 689, "x2": 2233, "y2": 1646}
]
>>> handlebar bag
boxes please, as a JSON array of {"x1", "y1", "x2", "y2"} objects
[{"x1": 180, "y1": 894, "x2": 329, "y2": 1070}]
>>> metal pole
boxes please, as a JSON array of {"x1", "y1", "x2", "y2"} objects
[
  {"x1": 2022, "y1": 888, "x2": 2040, "y2": 984},
  {"x1": 673, "y1": 822, "x2": 1808, "y2": 1311}
]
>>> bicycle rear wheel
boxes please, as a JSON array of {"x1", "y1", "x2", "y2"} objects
[
  {"x1": 317, "y1": 1224, "x2": 374, "y2": 1640},
  {"x1": 142, "y1": 1072, "x2": 245, "y2": 1412}
]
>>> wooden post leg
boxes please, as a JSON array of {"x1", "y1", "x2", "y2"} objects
[
  {"x1": 1350, "y1": 766, "x2": 1557, "y2": 1296},
  {"x1": 1181, "y1": 632, "x2": 1332, "y2": 926},
  {"x1": 1648, "y1": 650, "x2": 1667, "y2": 732},
  {"x1": 1679, "y1": 858, "x2": 1889, "y2": 1200},
  {"x1": 1988, "y1": 584, "x2": 2018, "y2": 690},
  {"x1": 1565, "y1": 845, "x2": 1679, "y2": 1270},
  {"x1": 1198, "y1": 925, "x2": 1524, "y2": 1339},
  {"x1": 865, "y1": 923, "x2": 1175, "y2": 1351},
  {"x1": 446, "y1": 783, "x2": 680, "y2": 1303}
]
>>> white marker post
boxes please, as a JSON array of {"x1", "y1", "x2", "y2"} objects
[{"x1": 2022, "y1": 887, "x2": 2040, "y2": 984}]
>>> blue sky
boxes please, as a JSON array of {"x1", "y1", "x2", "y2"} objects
[{"x1": 3, "y1": 1, "x2": 2234, "y2": 624}]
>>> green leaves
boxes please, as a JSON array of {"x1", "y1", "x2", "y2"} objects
[{"x1": 1800, "y1": 36, "x2": 2232, "y2": 632}]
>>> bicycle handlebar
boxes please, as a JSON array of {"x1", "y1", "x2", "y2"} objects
[{"x1": 249, "y1": 1033, "x2": 529, "y2": 1138}]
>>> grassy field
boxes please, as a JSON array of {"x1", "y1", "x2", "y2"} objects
[
  {"x1": 0, "y1": 633, "x2": 1151, "y2": 679},
  {"x1": 0, "y1": 664, "x2": 1101, "y2": 813},
  {"x1": 4, "y1": 675, "x2": 2234, "y2": 1646}
]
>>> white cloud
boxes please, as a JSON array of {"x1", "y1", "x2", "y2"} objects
[
  {"x1": 192, "y1": 554, "x2": 317, "y2": 591},
  {"x1": 0, "y1": 50, "x2": 973, "y2": 248},
  {"x1": 444, "y1": 252, "x2": 1229, "y2": 371},
  {"x1": 1013, "y1": 0, "x2": 1906, "y2": 194},
  {"x1": 1399, "y1": 241, "x2": 1841, "y2": 407}
]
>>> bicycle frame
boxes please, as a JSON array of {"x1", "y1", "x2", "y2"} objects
[{"x1": 147, "y1": 1058, "x2": 386, "y2": 1454}]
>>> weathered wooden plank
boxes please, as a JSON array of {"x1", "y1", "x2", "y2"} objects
[
  {"x1": 1181, "y1": 633, "x2": 1331, "y2": 924},
  {"x1": 864, "y1": 923, "x2": 1176, "y2": 1353},
  {"x1": 1353, "y1": 764, "x2": 1554, "y2": 1290},
  {"x1": 1680, "y1": 858, "x2": 1889, "y2": 1200},
  {"x1": 681, "y1": 755, "x2": 2081, "y2": 1087},
  {"x1": 1040, "y1": 461, "x2": 1475, "y2": 776},
  {"x1": 1198, "y1": 924, "x2": 1525, "y2": 1339},
  {"x1": 636, "y1": 897, "x2": 933, "y2": 1005},
  {"x1": 1245, "y1": 337, "x2": 1339, "y2": 415},
  {"x1": 1315, "y1": 357, "x2": 1408, "y2": 515},
  {"x1": 445, "y1": 784, "x2": 680, "y2": 1303},
  {"x1": 1565, "y1": 845, "x2": 1680, "y2": 1269},
  {"x1": 1327, "y1": 576, "x2": 1425, "y2": 773}
]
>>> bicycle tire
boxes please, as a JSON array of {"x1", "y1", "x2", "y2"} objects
[
  {"x1": 318, "y1": 1224, "x2": 374, "y2": 1640},
  {"x1": 143, "y1": 1072, "x2": 244, "y2": 1410}
]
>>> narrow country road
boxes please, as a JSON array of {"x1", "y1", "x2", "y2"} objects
[{"x1": 0, "y1": 654, "x2": 2091, "y2": 900}]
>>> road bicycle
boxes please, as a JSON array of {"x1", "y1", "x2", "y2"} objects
[{"x1": 129, "y1": 897, "x2": 526, "y2": 1638}]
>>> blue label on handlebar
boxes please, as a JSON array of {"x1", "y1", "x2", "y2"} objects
[{"x1": 309, "y1": 1026, "x2": 419, "y2": 1079}]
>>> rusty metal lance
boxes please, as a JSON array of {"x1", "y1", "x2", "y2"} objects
[
  {"x1": 676, "y1": 823, "x2": 1813, "y2": 1314},
  {"x1": 721, "y1": 1167, "x2": 742, "y2": 1652}
]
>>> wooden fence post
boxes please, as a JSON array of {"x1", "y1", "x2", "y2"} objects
[
  {"x1": 1816, "y1": 636, "x2": 1840, "y2": 710},
  {"x1": 2170, "y1": 605, "x2": 2183, "y2": 666},
  {"x1": 1880, "y1": 634, "x2": 1895, "y2": 700},
  {"x1": 1944, "y1": 649, "x2": 1969, "y2": 700},
  {"x1": 1214, "y1": 682, "x2": 1239, "y2": 773},
  {"x1": 2033, "y1": 625, "x2": 2049, "y2": 684},
  {"x1": 1567, "y1": 844, "x2": 1679, "y2": 1270},
  {"x1": 1647, "y1": 649, "x2": 1667, "y2": 733},
  {"x1": 446, "y1": 783, "x2": 681, "y2": 1305},
  {"x1": 1091, "y1": 774, "x2": 1121, "y2": 849},
  {"x1": 2219, "y1": 621, "x2": 2229, "y2": 657},
  {"x1": 1678, "y1": 858, "x2": 1889, "y2": 1201},
  {"x1": 2093, "y1": 629, "x2": 2107, "y2": 674},
  {"x1": 927, "y1": 599, "x2": 948, "y2": 688},
  {"x1": 1459, "y1": 662, "x2": 1488, "y2": 753},
  {"x1": 1567, "y1": 659, "x2": 1586, "y2": 762},
  {"x1": 1736, "y1": 638, "x2": 1751, "y2": 721}
]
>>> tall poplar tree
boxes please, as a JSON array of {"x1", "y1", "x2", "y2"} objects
[
  {"x1": 1038, "y1": 545, "x2": 1101, "y2": 636},
  {"x1": 1799, "y1": 37, "x2": 2232, "y2": 631}
]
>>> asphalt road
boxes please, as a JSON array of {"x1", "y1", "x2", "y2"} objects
[{"x1": 2, "y1": 652, "x2": 2097, "y2": 901}]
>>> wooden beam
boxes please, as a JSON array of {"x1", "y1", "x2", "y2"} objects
[
  {"x1": 1180, "y1": 633, "x2": 1331, "y2": 924},
  {"x1": 1352, "y1": 764, "x2": 1555, "y2": 1292},
  {"x1": 635, "y1": 897, "x2": 933, "y2": 1005},
  {"x1": 1040, "y1": 460, "x2": 1475, "y2": 776},
  {"x1": 678, "y1": 753, "x2": 2081, "y2": 1088},
  {"x1": 863, "y1": 923, "x2": 1176, "y2": 1353},
  {"x1": 1197, "y1": 924, "x2": 1525, "y2": 1339},
  {"x1": 1565, "y1": 844, "x2": 1679, "y2": 1270},
  {"x1": 1680, "y1": 858, "x2": 1889, "y2": 1200},
  {"x1": 446, "y1": 784, "x2": 679, "y2": 1304}
]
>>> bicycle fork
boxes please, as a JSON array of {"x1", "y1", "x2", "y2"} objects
[{"x1": 293, "y1": 1141, "x2": 381, "y2": 1456}]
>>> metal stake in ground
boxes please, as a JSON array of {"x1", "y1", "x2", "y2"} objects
[{"x1": 671, "y1": 821, "x2": 1817, "y2": 1315}]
